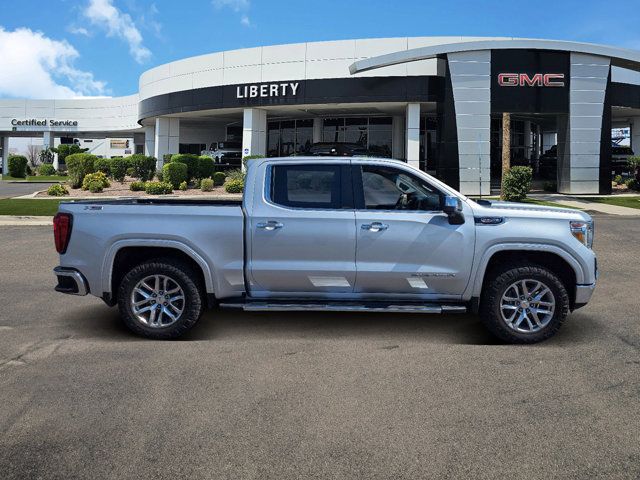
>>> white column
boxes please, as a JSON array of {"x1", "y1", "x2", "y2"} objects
[
  {"x1": 631, "y1": 118, "x2": 640, "y2": 157},
  {"x1": 242, "y1": 108, "x2": 267, "y2": 159},
  {"x1": 405, "y1": 103, "x2": 420, "y2": 168},
  {"x1": 312, "y1": 118, "x2": 323, "y2": 143},
  {"x1": 154, "y1": 118, "x2": 180, "y2": 168},
  {"x1": 144, "y1": 126, "x2": 155, "y2": 157},
  {"x1": 1, "y1": 137, "x2": 9, "y2": 176},
  {"x1": 392, "y1": 115, "x2": 405, "y2": 160}
]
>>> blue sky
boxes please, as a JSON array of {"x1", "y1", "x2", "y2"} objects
[{"x1": 0, "y1": 0, "x2": 639, "y2": 98}]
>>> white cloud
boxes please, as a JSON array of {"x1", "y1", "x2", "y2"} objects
[
  {"x1": 68, "y1": 25, "x2": 90, "y2": 36},
  {"x1": 83, "y1": 0, "x2": 151, "y2": 63},
  {"x1": 0, "y1": 27, "x2": 108, "y2": 99},
  {"x1": 213, "y1": 0, "x2": 252, "y2": 27}
]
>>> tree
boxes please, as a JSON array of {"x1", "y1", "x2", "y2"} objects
[
  {"x1": 53, "y1": 144, "x2": 88, "y2": 166},
  {"x1": 500, "y1": 112, "x2": 511, "y2": 200},
  {"x1": 39, "y1": 147, "x2": 55, "y2": 164},
  {"x1": 26, "y1": 144, "x2": 42, "y2": 167}
]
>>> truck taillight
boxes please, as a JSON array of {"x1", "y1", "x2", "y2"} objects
[{"x1": 53, "y1": 213, "x2": 73, "y2": 254}]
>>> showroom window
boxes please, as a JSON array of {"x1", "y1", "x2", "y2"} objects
[
  {"x1": 267, "y1": 119, "x2": 313, "y2": 157},
  {"x1": 323, "y1": 117, "x2": 393, "y2": 157}
]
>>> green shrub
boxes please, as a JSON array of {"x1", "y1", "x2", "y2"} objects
[
  {"x1": 110, "y1": 157, "x2": 128, "y2": 182},
  {"x1": 163, "y1": 153, "x2": 174, "y2": 164},
  {"x1": 54, "y1": 144, "x2": 88, "y2": 166},
  {"x1": 94, "y1": 158, "x2": 111, "y2": 176},
  {"x1": 128, "y1": 154, "x2": 157, "y2": 181},
  {"x1": 26, "y1": 165, "x2": 34, "y2": 176},
  {"x1": 144, "y1": 181, "x2": 173, "y2": 195},
  {"x1": 179, "y1": 181, "x2": 188, "y2": 191},
  {"x1": 501, "y1": 166, "x2": 533, "y2": 202},
  {"x1": 242, "y1": 154, "x2": 264, "y2": 171},
  {"x1": 162, "y1": 162, "x2": 188, "y2": 189},
  {"x1": 66, "y1": 153, "x2": 97, "y2": 188},
  {"x1": 82, "y1": 171, "x2": 110, "y2": 191},
  {"x1": 226, "y1": 169, "x2": 245, "y2": 182},
  {"x1": 47, "y1": 184, "x2": 68, "y2": 196},
  {"x1": 7, "y1": 155, "x2": 28, "y2": 178},
  {"x1": 613, "y1": 174, "x2": 623, "y2": 185},
  {"x1": 86, "y1": 179, "x2": 105, "y2": 193},
  {"x1": 624, "y1": 178, "x2": 639, "y2": 190},
  {"x1": 170, "y1": 154, "x2": 199, "y2": 180},
  {"x1": 201, "y1": 178, "x2": 214, "y2": 192},
  {"x1": 156, "y1": 170, "x2": 163, "y2": 182},
  {"x1": 213, "y1": 171, "x2": 226, "y2": 186},
  {"x1": 38, "y1": 164, "x2": 56, "y2": 176},
  {"x1": 198, "y1": 156, "x2": 215, "y2": 179},
  {"x1": 224, "y1": 178, "x2": 244, "y2": 193},
  {"x1": 543, "y1": 181, "x2": 557, "y2": 192},
  {"x1": 130, "y1": 180, "x2": 146, "y2": 191}
]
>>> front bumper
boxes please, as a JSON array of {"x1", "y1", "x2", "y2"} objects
[
  {"x1": 574, "y1": 283, "x2": 596, "y2": 309},
  {"x1": 54, "y1": 267, "x2": 89, "y2": 296}
]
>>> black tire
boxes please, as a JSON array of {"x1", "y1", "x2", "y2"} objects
[
  {"x1": 479, "y1": 263, "x2": 569, "y2": 344},
  {"x1": 117, "y1": 258, "x2": 204, "y2": 339}
]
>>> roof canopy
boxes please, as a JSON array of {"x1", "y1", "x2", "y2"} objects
[{"x1": 350, "y1": 38, "x2": 640, "y2": 75}]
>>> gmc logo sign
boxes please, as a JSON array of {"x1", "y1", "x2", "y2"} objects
[{"x1": 498, "y1": 73, "x2": 565, "y2": 87}]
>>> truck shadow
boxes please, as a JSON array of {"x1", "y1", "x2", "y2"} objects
[{"x1": 65, "y1": 303, "x2": 597, "y2": 346}]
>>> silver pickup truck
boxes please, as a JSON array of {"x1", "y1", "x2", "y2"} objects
[{"x1": 53, "y1": 157, "x2": 597, "y2": 343}]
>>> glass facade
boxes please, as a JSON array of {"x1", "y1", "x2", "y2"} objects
[
  {"x1": 267, "y1": 116, "x2": 393, "y2": 158},
  {"x1": 267, "y1": 119, "x2": 313, "y2": 157}
]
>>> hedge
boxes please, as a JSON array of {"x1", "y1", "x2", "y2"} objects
[
  {"x1": 66, "y1": 153, "x2": 97, "y2": 188},
  {"x1": 7, "y1": 155, "x2": 28, "y2": 178},
  {"x1": 198, "y1": 156, "x2": 215, "y2": 179},
  {"x1": 47, "y1": 184, "x2": 68, "y2": 196},
  {"x1": 162, "y1": 162, "x2": 188, "y2": 189},
  {"x1": 213, "y1": 171, "x2": 226, "y2": 186},
  {"x1": 94, "y1": 158, "x2": 111, "y2": 176},
  {"x1": 82, "y1": 172, "x2": 110, "y2": 191},
  {"x1": 38, "y1": 164, "x2": 56, "y2": 176},
  {"x1": 501, "y1": 166, "x2": 533, "y2": 202},
  {"x1": 170, "y1": 154, "x2": 199, "y2": 180},
  {"x1": 110, "y1": 157, "x2": 129, "y2": 182},
  {"x1": 145, "y1": 181, "x2": 173, "y2": 195},
  {"x1": 129, "y1": 154, "x2": 157, "y2": 181}
]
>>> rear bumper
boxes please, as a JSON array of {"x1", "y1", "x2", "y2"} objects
[
  {"x1": 54, "y1": 266, "x2": 89, "y2": 296},
  {"x1": 574, "y1": 283, "x2": 596, "y2": 309}
]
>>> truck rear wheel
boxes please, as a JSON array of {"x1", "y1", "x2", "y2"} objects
[
  {"x1": 480, "y1": 264, "x2": 569, "y2": 344},
  {"x1": 117, "y1": 258, "x2": 204, "y2": 339}
]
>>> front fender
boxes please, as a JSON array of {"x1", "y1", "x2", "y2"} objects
[{"x1": 464, "y1": 242, "x2": 588, "y2": 299}]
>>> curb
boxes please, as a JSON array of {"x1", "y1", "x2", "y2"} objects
[{"x1": 0, "y1": 216, "x2": 52, "y2": 226}]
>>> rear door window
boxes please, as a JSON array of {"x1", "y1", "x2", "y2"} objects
[{"x1": 271, "y1": 164, "x2": 346, "y2": 209}]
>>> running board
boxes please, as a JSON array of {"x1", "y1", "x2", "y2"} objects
[{"x1": 219, "y1": 302, "x2": 467, "y2": 314}]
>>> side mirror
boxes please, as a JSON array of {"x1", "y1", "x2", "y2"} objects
[{"x1": 443, "y1": 196, "x2": 465, "y2": 225}]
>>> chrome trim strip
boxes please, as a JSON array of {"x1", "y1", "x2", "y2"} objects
[{"x1": 222, "y1": 303, "x2": 467, "y2": 314}]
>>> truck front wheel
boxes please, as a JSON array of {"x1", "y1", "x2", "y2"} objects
[
  {"x1": 480, "y1": 264, "x2": 569, "y2": 343},
  {"x1": 117, "y1": 258, "x2": 204, "y2": 339}
]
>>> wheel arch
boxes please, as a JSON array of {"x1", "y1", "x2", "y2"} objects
[
  {"x1": 470, "y1": 244, "x2": 583, "y2": 310},
  {"x1": 101, "y1": 240, "x2": 216, "y2": 301}
]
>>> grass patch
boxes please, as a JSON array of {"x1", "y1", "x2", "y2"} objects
[
  {"x1": 1, "y1": 175, "x2": 67, "y2": 182},
  {"x1": 587, "y1": 196, "x2": 640, "y2": 210},
  {"x1": 0, "y1": 199, "x2": 67, "y2": 216}
]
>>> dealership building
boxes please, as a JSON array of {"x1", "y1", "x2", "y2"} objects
[{"x1": 2, "y1": 36, "x2": 640, "y2": 195}]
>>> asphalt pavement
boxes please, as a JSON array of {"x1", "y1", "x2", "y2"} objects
[
  {"x1": 0, "y1": 181, "x2": 53, "y2": 199},
  {"x1": 0, "y1": 216, "x2": 638, "y2": 479}
]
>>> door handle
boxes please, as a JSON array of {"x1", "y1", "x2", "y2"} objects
[
  {"x1": 361, "y1": 222, "x2": 389, "y2": 232},
  {"x1": 256, "y1": 221, "x2": 284, "y2": 231}
]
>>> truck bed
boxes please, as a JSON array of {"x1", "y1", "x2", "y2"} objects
[{"x1": 62, "y1": 198, "x2": 243, "y2": 207}]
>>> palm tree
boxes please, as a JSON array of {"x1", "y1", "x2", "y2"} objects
[{"x1": 500, "y1": 112, "x2": 511, "y2": 199}]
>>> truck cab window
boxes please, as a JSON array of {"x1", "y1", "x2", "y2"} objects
[
  {"x1": 271, "y1": 164, "x2": 342, "y2": 209},
  {"x1": 361, "y1": 165, "x2": 443, "y2": 211}
]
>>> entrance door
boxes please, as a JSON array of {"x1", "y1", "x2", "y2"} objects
[
  {"x1": 352, "y1": 162, "x2": 475, "y2": 298},
  {"x1": 248, "y1": 162, "x2": 357, "y2": 297}
]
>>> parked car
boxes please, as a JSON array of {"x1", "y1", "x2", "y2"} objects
[
  {"x1": 53, "y1": 157, "x2": 597, "y2": 343},
  {"x1": 201, "y1": 141, "x2": 242, "y2": 165},
  {"x1": 305, "y1": 142, "x2": 370, "y2": 156}
]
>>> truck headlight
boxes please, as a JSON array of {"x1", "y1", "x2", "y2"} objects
[{"x1": 570, "y1": 221, "x2": 594, "y2": 249}]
